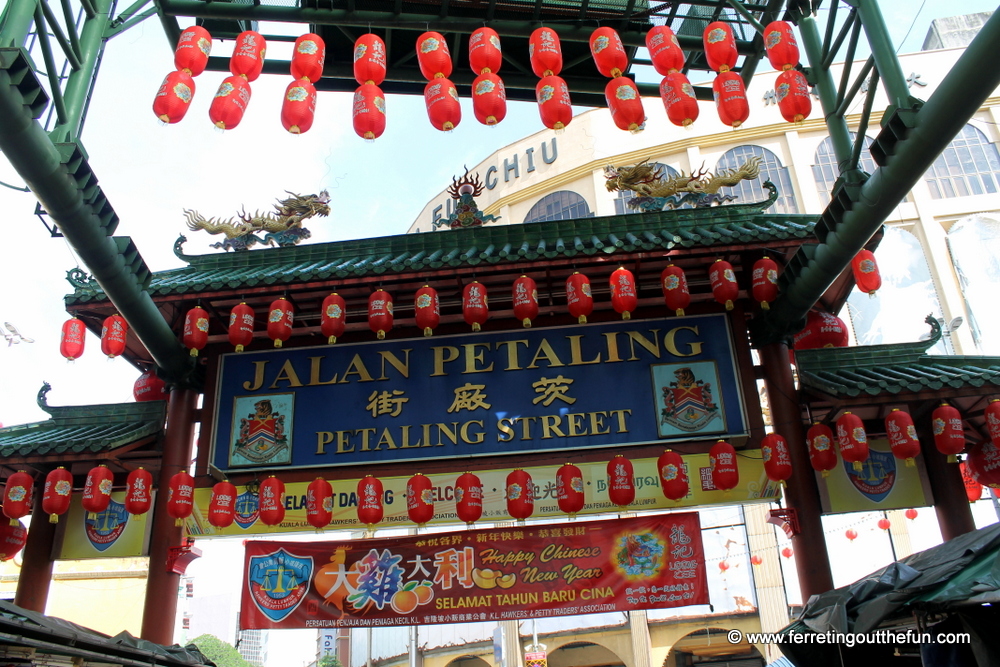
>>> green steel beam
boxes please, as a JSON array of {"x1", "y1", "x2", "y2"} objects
[
  {"x1": 797, "y1": 12, "x2": 854, "y2": 171},
  {"x1": 848, "y1": 0, "x2": 914, "y2": 112},
  {"x1": 0, "y1": 0, "x2": 37, "y2": 49},
  {"x1": 49, "y1": 0, "x2": 114, "y2": 141}
]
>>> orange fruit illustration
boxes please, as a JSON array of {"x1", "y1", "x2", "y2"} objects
[
  {"x1": 414, "y1": 583, "x2": 434, "y2": 605},
  {"x1": 391, "y1": 588, "x2": 419, "y2": 614}
]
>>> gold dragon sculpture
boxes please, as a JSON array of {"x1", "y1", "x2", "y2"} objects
[
  {"x1": 604, "y1": 157, "x2": 763, "y2": 210},
  {"x1": 183, "y1": 190, "x2": 331, "y2": 251}
]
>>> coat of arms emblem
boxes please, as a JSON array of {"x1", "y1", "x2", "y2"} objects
[
  {"x1": 234, "y1": 398, "x2": 290, "y2": 464},
  {"x1": 659, "y1": 366, "x2": 720, "y2": 432}
]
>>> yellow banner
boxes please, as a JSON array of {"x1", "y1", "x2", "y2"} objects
[
  {"x1": 819, "y1": 438, "x2": 932, "y2": 513},
  {"x1": 57, "y1": 491, "x2": 154, "y2": 559}
]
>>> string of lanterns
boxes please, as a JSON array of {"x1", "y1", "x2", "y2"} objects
[
  {"x1": 530, "y1": 28, "x2": 573, "y2": 131},
  {"x1": 281, "y1": 34, "x2": 325, "y2": 134},
  {"x1": 152, "y1": 25, "x2": 211, "y2": 124},
  {"x1": 209, "y1": 30, "x2": 266, "y2": 130},
  {"x1": 352, "y1": 34, "x2": 388, "y2": 141}
]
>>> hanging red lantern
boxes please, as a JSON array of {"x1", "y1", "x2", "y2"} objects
[
  {"x1": 416, "y1": 31, "x2": 451, "y2": 80},
  {"x1": 807, "y1": 422, "x2": 838, "y2": 476},
  {"x1": 961, "y1": 461, "x2": 984, "y2": 501},
  {"x1": 320, "y1": 293, "x2": 346, "y2": 344},
  {"x1": 82, "y1": 465, "x2": 113, "y2": 519},
  {"x1": 462, "y1": 281, "x2": 489, "y2": 332},
  {"x1": 368, "y1": 290, "x2": 393, "y2": 339},
  {"x1": 985, "y1": 399, "x2": 1000, "y2": 447},
  {"x1": 845, "y1": 529, "x2": 858, "y2": 541},
  {"x1": 851, "y1": 249, "x2": 881, "y2": 296},
  {"x1": 556, "y1": 463, "x2": 584, "y2": 516},
  {"x1": 646, "y1": 26, "x2": 684, "y2": 75},
  {"x1": 877, "y1": 517, "x2": 891, "y2": 531},
  {"x1": 267, "y1": 298, "x2": 294, "y2": 348},
  {"x1": 354, "y1": 34, "x2": 387, "y2": 85},
  {"x1": 230, "y1": 30, "x2": 266, "y2": 81},
  {"x1": 660, "y1": 265, "x2": 690, "y2": 316},
  {"x1": 424, "y1": 78, "x2": 461, "y2": 131},
  {"x1": 0, "y1": 521, "x2": 26, "y2": 562},
  {"x1": 3, "y1": 471, "x2": 33, "y2": 525},
  {"x1": 512, "y1": 275, "x2": 539, "y2": 328},
  {"x1": 406, "y1": 474, "x2": 434, "y2": 526},
  {"x1": 281, "y1": 78, "x2": 317, "y2": 134},
  {"x1": 290, "y1": 33, "x2": 325, "y2": 83},
  {"x1": 905, "y1": 508, "x2": 918, "y2": 521},
  {"x1": 472, "y1": 73, "x2": 507, "y2": 126},
  {"x1": 208, "y1": 480, "x2": 238, "y2": 529},
  {"x1": 605, "y1": 77, "x2": 645, "y2": 133},
  {"x1": 536, "y1": 75, "x2": 573, "y2": 130},
  {"x1": 100, "y1": 314, "x2": 128, "y2": 359},
  {"x1": 60, "y1": 317, "x2": 86, "y2": 361},
  {"x1": 134, "y1": 370, "x2": 167, "y2": 401},
  {"x1": 414, "y1": 285, "x2": 440, "y2": 337},
  {"x1": 609, "y1": 266, "x2": 638, "y2": 319},
  {"x1": 258, "y1": 476, "x2": 286, "y2": 527},
  {"x1": 718, "y1": 561, "x2": 730, "y2": 573},
  {"x1": 660, "y1": 72, "x2": 699, "y2": 127},
  {"x1": 357, "y1": 475, "x2": 384, "y2": 529},
  {"x1": 709, "y1": 259, "x2": 738, "y2": 310},
  {"x1": 764, "y1": 21, "x2": 799, "y2": 71},
  {"x1": 607, "y1": 455, "x2": 635, "y2": 507},
  {"x1": 709, "y1": 440, "x2": 739, "y2": 492},
  {"x1": 153, "y1": 70, "x2": 196, "y2": 124},
  {"x1": 208, "y1": 75, "x2": 251, "y2": 130},
  {"x1": 781, "y1": 547, "x2": 793, "y2": 559},
  {"x1": 713, "y1": 71, "x2": 749, "y2": 128},
  {"x1": 968, "y1": 441, "x2": 1000, "y2": 488},
  {"x1": 166, "y1": 470, "x2": 195, "y2": 527},
  {"x1": 775, "y1": 69, "x2": 811, "y2": 123},
  {"x1": 174, "y1": 25, "x2": 212, "y2": 76},
  {"x1": 761, "y1": 433, "x2": 793, "y2": 484},
  {"x1": 182, "y1": 306, "x2": 209, "y2": 356},
  {"x1": 703, "y1": 21, "x2": 737, "y2": 72},
  {"x1": 455, "y1": 472, "x2": 483, "y2": 526},
  {"x1": 836, "y1": 412, "x2": 870, "y2": 471},
  {"x1": 932, "y1": 403, "x2": 965, "y2": 461},
  {"x1": 590, "y1": 27, "x2": 628, "y2": 78},
  {"x1": 657, "y1": 449, "x2": 688, "y2": 501},
  {"x1": 306, "y1": 478, "x2": 334, "y2": 530},
  {"x1": 353, "y1": 83, "x2": 386, "y2": 141},
  {"x1": 228, "y1": 302, "x2": 254, "y2": 352},
  {"x1": 469, "y1": 27, "x2": 502, "y2": 74},
  {"x1": 529, "y1": 27, "x2": 562, "y2": 77},
  {"x1": 506, "y1": 469, "x2": 534, "y2": 521},
  {"x1": 751, "y1": 257, "x2": 779, "y2": 310},
  {"x1": 793, "y1": 311, "x2": 849, "y2": 349},
  {"x1": 42, "y1": 467, "x2": 73, "y2": 524},
  {"x1": 566, "y1": 272, "x2": 593, "y2": 323},
  {"x1": 885, "y1": 409, "x2": 921, "y2": 467},
  {"x1": 124, "y1": 468, "x2": 153, "y2": 516},
  {"x1": 750, "y1": 554, "x2": 763, "y2": 566}
]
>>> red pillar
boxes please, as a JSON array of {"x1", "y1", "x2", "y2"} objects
[
  {"x1": 759, "y1": 341, "x2": 834, "y2": 599},
  {"x1": 141, "y1": 388, "x2": 198, "y2": 645},
  {"x1": 13, "y1": 474, "x2": 57, "y2": 611},
  {"x1": 915, "y1": 415, "x2": 976, "y2": 540}
]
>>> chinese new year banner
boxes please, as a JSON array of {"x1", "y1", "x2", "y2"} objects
[{"x1": 239, "y1": 513, "x2": 708, "y2": 629}]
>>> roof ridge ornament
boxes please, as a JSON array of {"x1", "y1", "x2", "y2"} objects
[
  {"x1": 37, "y1": 382, "x2": 51, "y2": 410},
  {"x1": 182, "y1": 190, "x2": 331, "y2": 251},
  {"x1": 605, "y1": 156, "x2": 766, "y2": 212}
]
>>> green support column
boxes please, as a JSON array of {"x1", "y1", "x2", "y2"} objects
[
  {"x1": 797, "y1": 13, "x2": 854, "y2": 168},
  {"x1": 50, "y1": 0, "x2": 113, "y2": 142},
  {"x1": 0, "y1": 0, "x2": 37, "y2": 49},
  {"x1": 851, "y1": 0, "x2": 914, "y2": 111}
]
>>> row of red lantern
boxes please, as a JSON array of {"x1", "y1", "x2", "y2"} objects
[{"x1": 59, "y1": 314, "x2": 130, "y2": 362}]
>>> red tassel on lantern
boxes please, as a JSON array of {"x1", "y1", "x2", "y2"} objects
[
  {"x1": 607, "y1": 455, "x2": 635, "y2": 507},
  {"x1": 101, "y1": 314, "x2": 128, "y2": 359},
  {"x1": 281, "y1": 78, "x2": 317, "y2": 134},
  {"x1": 368, "y1": 290, "x2": 393, "y2": 339},
  {"x1": 82, "y1": 465, "x2": 113, "y2": 519},
  {"x1": 183, "y1": 307, "x2": 209, "y2": 356},
  {"x1": 354, "y1": 34, "x2": 387, "y2": 85},
  {"x1": 258, "y1": 476, "x2": 286, "y2": 527},
  {"x1": 932, "y1": 403, "x2": 965, "y2": 461},
  {"x1": 647, "y1": 26, "x2": 684, "y2": 75},
  {"x1": 153, "y1": 71, "x2": 196, "y2": 124},
  {"x1": 209, "y1": 75, "x2": 251, "y2": 130},
  {"x1": 267, "y1": 298, "x2": 294, "y2": 348},
  {"x1": 357, "y1": 475, "x2": 384, "y2": 529},
  {"x1": 473, "y1": 73, "x2": 507, "y2": 126},
  {"x1": 836, "y1": 412, "x2": 870, "y2": 471},
  {"x1": 709, "y1": 259, "x2": 738, "y2": 310},
  {"x1": 60, "y1": 317, "x2": 86, "y2": 361},
  {"x1": 306, "y1": 478, "x2": 334, "y2": 530},
  {"x1": 775, "y1": 69, "x2": 811, "y2": 123},
  {"x1": 793, "y1": 311, "x2": 849, "y2": 349},
  {"x1": 851, "y1": 249, "x2": 881, "y2": 296},
  {"x1": 807, "y1": 423, "x2": 838, "y2": 477},
  {"x1": 318, "y1": 293, "x2": 346, "y2": 344},
  {"x1": 166, "y1": 470, "x2": 195, "y2": 527},
  {"x1": 228, "y1": 303, "x2": 254, "y2": 352},
  {"x1": 657, "y1": 449, "x2": 689, "y2": 501},
  {"x1": 556, "y1": 463, "x2": 584, "y2": 516},
  {"x1": 417, "y1": 32, "x2": 451, "y2": 80},
  {"x1": 3, "y1": 471, "x2": 33, "y2": 525},
  {"x1": 0, "y1": 521, "x2": 27, "y2": 562},
  {"x1": 455, "y1": 472, "x2": 483, "y2": 526},
  {"x1": 208, "y1": 480, "x2": 238, "y2": 529},
  {"x1": 506, "y1": 469, "x2": 534, "y2": 521},
  {"x1": 764, "y1": 21, "x2": 799, "y2": 71},
  {"x1": 761, "y1": 433, "x2": 793, "y2": 484},
  {"x1": 290, "y1": 33, "x2": 325, "y2": 83},
  {"x1": 463, "y1": 281, "x2": 489, "y2": 332},
  {"x1": 714, "y1": 71, "x2": 749, "y2": 128},
  {"x1": 536, "y1": 75, "x2": 573, "y2": 130},
  {"x1": 986, "y1": 399, "x2": 1000, "y2": 448},
  {"x1": 660, "y1": 72, "x2": 699, "y2": 127},
  {"x1": 566, "y1": 272, "x2": 593, "y2": 323},
  {"x1": 590, "y1": 27, "x2": 628, "y2": 78},
  {"x1": 610, "y1": 266, "x2": 638, "y2": 318},
  {"x1": 530, "y1": 28, "x2": 562, "y2": 77},
  {"x1": 230, "y1": 31, "x2": 266, "y2": 81},
  {"x1": 752, "y1": 257, "x2": 779, "y2": 310},
  {"x1": 42, "y1": 467, "x2": 73, "y2": 524},
  {"x1": 134, "y1": 371, "x2": 167, "y2": 401},
  {"x1": 710, "y1": 440, "x2": 739, "y2": 492},
  {"x1": 703, "y1": 22, "x2": 737, "y2": 72},
  {"x1": 174, "y1": 26, "x2": 212, "y2": 76},
  {"x1": 424, "y1": 78, "x2": 461, "y2": 131},
  {"x1": 414, "y1": 285, "x2": 440, "y2": 337},
  {"x1": 406, "y1": 474, "x2": 434, "y2": 526},
  {"x1": 885, "y1": 409, "x2": 921, "y2": 466},
  {"x1": 661, "y1": 264, "x2": 690, "y2": 316},
  {"x1": 469, "y1": 28, "x2": 502, "y2": 74},
  {"x1": 512, "y1": 275, "x2": 539, "y2": 327},
  {"x1": 124, "y1": 468, "x2": 153, "y2": 516},
  {"x1": 605, "y1": 77, "x2": 645, "y2": 133},
  {"x1": 961, "y1": 461, "x2": 984, "y2": 501}
]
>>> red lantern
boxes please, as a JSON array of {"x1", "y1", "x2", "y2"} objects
[
  {"x1": 208, "y1": 75, "x2": 251, "y2": 130},
  {"x1": 961, "y1": 461, "x2": 984, "y2": 501},
  {"x1": 368, "y1": 290, "x2": 393, "y2": 339},
  {"x1": 512, "y1": 275, "x2": 539, "y2": 327},
  {"x1": 566, "y1": 272, "x2": 593, "y2": 323},
  {"x1": 306, "y1": 477, "x2": 334, "y2": 530},
  {"x1": 208, "y1": 480, "x2": 237, "y2": 529},
  {"x1": 174, "y1": 25, "x2": 212, "y2": 76},
  {"x1": 709, "y1": 259, "x2": 738, "y2": 310},
  {"x1": 851, "y1": 249, "x2": 881, "y2": 296},
  {"x1": 836, "y1": 412, "x2": 870, "y2": 471},
  {"x1": 556, "y1": 463, "x2": 584, "y2": 516},
  {"x1": 0, "y1": 521, "x2": 26, "y2": 561},
  {"x1": 877, "y1": 517, "x2": 891, "y2": 531},
  {"x1": 657, "y1": 449, "x2": 689, "y2": 501},
  {"x1": 259, "y1": 476, "x2": 286, "y2": 527},
  {"x1": 506, "y1": 469, "x2": 534, "y2": 521},
  {"x1": 709, "y1": 440, "x2": 739, "y2": 492},
  {"x1": 590, "y1": 27, "x2": 627, "y2": 78},
  {"x1": 472, "y1": 73, "x2": 506, "y2": 126},
  {"x1": 290, "y1": 33, "x2": 325, "y2": 83},
  {"x1": 230, "y1": 30, "x2": 266, "y2": 81},
  {"x1": 607, "y1": 455, "x2": 635, "y2": 507},
  {"x1": 134, "y1": 370, "x2": 167, "y2": 401},
  {"x1": 470, "y1": 27, "x2": 502, "y2": 74},
  {"x1": 416, "y1": 31, "x2": 451, "y2": 80},
  {"x1": 536, "y1": 75, "x2": 573, "y2": 130},
  {"x1": 321, "y1": 293, "x2": 346, "y2": 344},
  {"x1": 354, "y1": 34, "x2": 387, "y2": 85},
  {"x1": 406, "y1": 474, "x2": 434, "y2": 526},
  {"x1": 807, "y1": 422, "x2": 838, "y2": 476},
  {"x1": 281, "y1": 78, "x2": 317, "y2": 134},
  {"x1": 153, "y1": 70, "x2": 196, "y2": 124},
  {"x1": 414, "y1": 285, "x2": 440, "y2": 337},
  {"x1": 610, "y1": 266, "x2": 638, "y2": 319},
  {"x1": 793, "y1": 311, "x2": 849, "y2": 349},
  {"x1": 764, "y1": 21, "x2": 799, "y2": 71},
  {"x1": 455, "y1": 472, "x2": 483, "y2": 526},
  {"x1": 357, "y1": 475, "x2": 384, "y2": 529},
  {"x1": 985, "y1": 398, "x2": 1000, "y2": 447},
  {"x1": 781, "y1": 547, "x2": 793, "y2": 559},
  {"x1": 42, "y1": 467, "x2": 73, "y2": 524},
  {"x1": 713, "y1": 71, "x2": 749, "y2": 128},
  {"x1": 905, "y1": 508, "x2": 918, "y2": 521},
  {"x1": 3, "y1": 471, "x2": 33, "y2": 525},
  {"x1": 424, "y1": 78, "x2": 461, "y2": 131},
  {"x1": 752, "y1": 257, "x2": 779, "y2": 310},
  {"x1": 530, "y1": 27, "x2": 562, "y2": 77},
  {"x1": 845, "y1": 529, "x2": 858, "y2": 541},
  {"x1": 661, "y1": 265, "x2": 690, "y2": 316},
  {"x1": 353, "y1": 83, "x2": 387, "y2": 141},
  {"x1": 775, "y1": 69, "x2": 811, "y2": 123},
  {"x1": 267, "y1": 298, "x2": 294, "y2": 348},
  {"x1": 60, "y1": 317, "x2": 86, "y2": 361},
  {"x1": 100, "y1": 314, "x2": 128, "y2": 359},
  {"x1": 166, "y1": 470, "x2": 195, "y2": 527},
  {"x1": 660, "y1": 72, "x2": 699, "y2": 127},
  {"x1": 462, "y1": 281, "x2": 489, "y2": 332},
  {"x1": 968, "y1": 441, "x2": 1000, "y2": 488},
  {"x1": 124, "y1": 468, "x2": 153, "y2": 516},
  {"x1": 703, "y1": 21, "x2": 737, "y2": 72},
  {"x1": 605, "y1": 77, "x2": 645, "y2": 133},
  {"x1": 932, "y1": 403, "x2": 965, "y2": 461},
  {"x1": 750, "y1": 554, "x2": 763, "y2": 566},
  {"x1": 182, "y1": 306, "x2": 209, "y2": 356},
  {"x1": 647, "y1": 26, "x2": 684, "y2": 75},
  {"x1": 228, "y1": 302, "x2": 254, "y2": 352},
  {"x1": 761, "y1": 433, "x2": 793, "y2": 484},
  {"x1": 82, "y1": 465, "x2": 113, "y2": 519},
  {"x1": 885, "y1": 409, "x2": 921, "y2": 466},
  {"x1": 718, "y1": 560, "x2": 729, "y2": 572}
]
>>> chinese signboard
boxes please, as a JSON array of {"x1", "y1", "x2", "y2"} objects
[
  {"x1": 819, "y1": 438, "x2": 932, "y2": 514},
  {"x1": 56, "y1": 490, "x2": 154, "y2": 559},
  {"x1": 239, "y1": 514, "x2": 708, "y2": 629},
  {"x1": 211, "y1": 315, "x2": 747, "y2": 473}
]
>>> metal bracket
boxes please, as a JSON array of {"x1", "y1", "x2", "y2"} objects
[
  {"x1": 166, "y1": 537, "x2": 202, "y2": 575},
  {"x1": 767, "y1": 508, "x2": 801, "y2": 538}
]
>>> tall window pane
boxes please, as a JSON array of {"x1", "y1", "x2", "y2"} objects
[
  {"x1": 523, "y1": 190, "x2": 593, "y2": 224},
  {"x1": 947, "y1": 215, "x2": 1000, "y2": 354},
  {"x1": 924, "y1": 125, "x2": 1000, "y2": 200},
  {"x1": 715, "y1": 145, "x2": 798, "y2": 214},
  {"x1": 811, "y1": 134, "x2": 880, "y2": 207}
]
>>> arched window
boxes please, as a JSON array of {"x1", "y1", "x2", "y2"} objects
[
  {"x1": 947, "y1": 214, "x2": 1000, "y2": 354},
  {"x1": 714, "y1": 145, "x2": 798, "y2": 213},
  {"x1": 613, "y1": 163, "x2": 680, "y2": 215},
  {"x1": 812, "y1": 134, "x2": 880, "y2": 207},
  {"x1": 523, "y1": 190, "x2": 593, "y2": 223},
  {"x1": 924, "y1": 124, "x2": 1000, "y2": 199}
]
